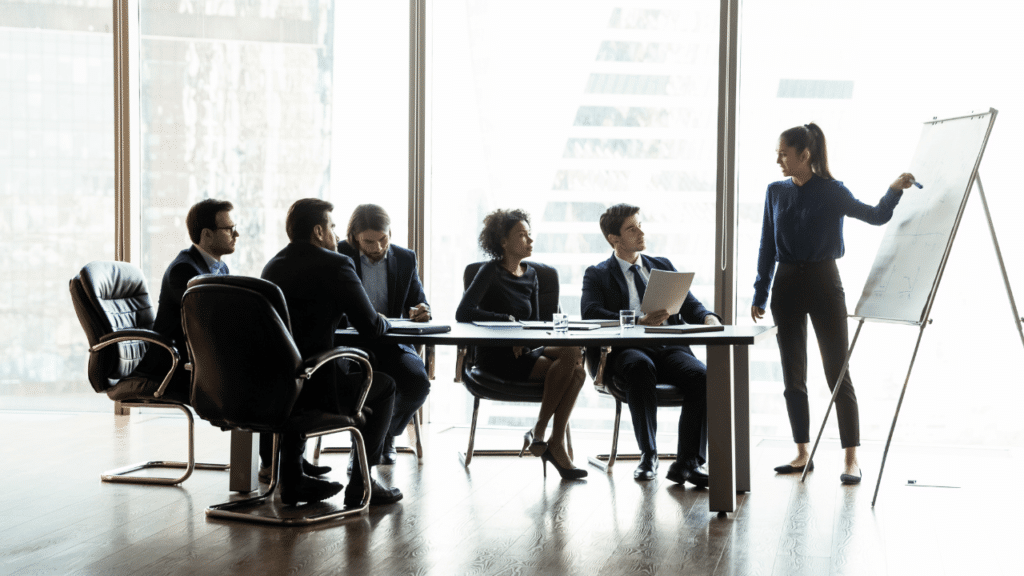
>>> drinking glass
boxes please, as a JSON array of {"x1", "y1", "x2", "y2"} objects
[
  {"x1": 619, "y1": 309, "x2": 636, "y2": 333},
  {"x1": 552, "y1": 312, "x2": 569, "y2": 334}
]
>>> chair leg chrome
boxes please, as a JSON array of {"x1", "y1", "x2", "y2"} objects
[
  {"x1": 459, "y1": 397, "x2": 481, "y2": 467},
  {"x1": 102, "y1": 403, "x2": 229, "y2": 485},
  {"x1": 206, "y1": 429, "x2": 371, "y2": 526},
  {"x1": 587, "y1": 400, "x2": 682, "y2": 472}
]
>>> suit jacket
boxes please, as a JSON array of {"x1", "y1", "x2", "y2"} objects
[
  {"x1": 137, "y1": 245, "x2": 220, "y2": 378},
  {"x1": 581, "y1": 253, "x2": 715, "y2": 325},
  {"x1": 337, "y1": 240, "x2": 428, "y2": 319},
  {"x1": 262, "y1": 241, "x2": 390, "y2": 412},
  {"x1": 581, "y1": 253, "x2": 717, "y2": 371}
]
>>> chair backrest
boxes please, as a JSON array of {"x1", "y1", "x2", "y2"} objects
[
  {"x1": 462, "y1": 260, "x2": 560, "y2": 321},
  {"x1": 181, "y1": 276, "x2": 304, "y2": 431},
  {"x1": 69, "y1": 261, "x2": 155, "y2": 393}
]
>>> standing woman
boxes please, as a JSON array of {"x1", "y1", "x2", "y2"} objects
[
  {"x1": 456, "y1": 209, "x2": 588, "y2": 480},
  {"x1": 751, "y1": 123, "x2": 916, "y2": 484}
]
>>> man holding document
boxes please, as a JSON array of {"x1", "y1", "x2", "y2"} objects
[{"x1": 581, "y1": 204, "x2": 721, "y2": 486}]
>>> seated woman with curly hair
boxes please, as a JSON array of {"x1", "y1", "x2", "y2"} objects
[{"x1": 455, "y1": 208, "x2": 587, "y2": 480}]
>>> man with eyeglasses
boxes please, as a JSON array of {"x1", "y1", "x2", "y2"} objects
[{"x1": 134, "y1": 198, "x2": 239, "y2": 395}]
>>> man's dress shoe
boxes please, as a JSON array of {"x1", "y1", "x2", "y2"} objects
[
  {"x1": 666, "y1": 460, "x2": 708, "y2": 488},
  {"x1": 344, "y1": 477, "x2": 403, "y2": 507},
  {"x1": 634, "y1": 452, "x2": 659, "y2": 481},
  {"x1": 279, "y1": 475, "x2": 343, "y2": 506}
]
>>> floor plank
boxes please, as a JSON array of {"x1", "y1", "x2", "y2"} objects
[{"x1": 1, "y1": 412, "x2": 1020, "y2": 576}]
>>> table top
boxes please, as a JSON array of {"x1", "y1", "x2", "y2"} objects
[{"x1": 336, "y1": 323, "x2": 777, "y2": 347}]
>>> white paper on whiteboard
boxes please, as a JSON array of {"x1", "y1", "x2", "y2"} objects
[{"x1": 641, "y1": 270, "x2": 695, "y2": 315}]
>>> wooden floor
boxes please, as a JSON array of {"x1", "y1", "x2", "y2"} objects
[{"x1": 2, "y1": 411, "x2": 1020, "y2": 576}]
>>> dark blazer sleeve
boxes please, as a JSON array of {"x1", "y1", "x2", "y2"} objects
[
  {"x1": 398, "y1": 248, "x2": 428, "y2": 314},
  {"x1": 581, "y1": 264, "x2": 620, "y2": 320},
  {"x1": 455, "y1": 262, "x2": 510, "y2": 322},
  {"x1": 334, "y1": 255, "x2": 390, "y2": 338}
]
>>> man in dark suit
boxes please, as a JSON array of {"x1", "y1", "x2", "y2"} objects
[
  {"x1": 134, "y1": 199, "x2": 238, "y2": 395},
  {"x1": 581, "y1": 203, "x2": 721, "y2": 486},
  {"x1": 262, "y1": 198, "x2": 403, "y2": 506},
  {"x1": 338, "y1": 204, "x2": 431, "y2": 464}
]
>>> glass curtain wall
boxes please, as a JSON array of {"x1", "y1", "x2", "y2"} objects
[
  {"x1": 139, "y1": 0, "x2": 337, "y2": 283},
  {"x1": 427, "y1": 1, "x2": 721, "y2": 434},
  {"x1": 737, "y1": 0, "x2": 1024, "y2": 447},
  {"x1": 0, "y1": 1, "x2": 115, "y2": 411}
]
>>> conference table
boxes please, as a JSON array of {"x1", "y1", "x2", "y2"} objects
[{"x1": 229, "y1": 322, "x2": 777, "y2": 514}]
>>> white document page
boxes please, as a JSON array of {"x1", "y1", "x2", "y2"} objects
[{"x1": 640, "y1": 270, "x2": 695, "y2": 315}]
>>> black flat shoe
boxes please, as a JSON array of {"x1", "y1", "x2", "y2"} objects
[
  {"x1": 774, "y1": 461, "x2": 813, "y2": 474},
  {"x1": 840, "y1": 468, "x2": 862, "y2": 484},
  {"x1": 540, "y1": 448, "x2": 588, "y2": 480},
  {"x1": 344, "y1": 477, "x2": 404, "y2": 507},
  {"x1": 666, "y1": 460, "x2": 708, "y2": 488},
  {"x1": 379, "y1": 436, "x2": 398, "y2": 466},
  {"x1": 634, "y1": 452, "x2": 658, "y2": 481},
  {"x1": 279, "y1": 475, "x2": 343, "y2": 506}
]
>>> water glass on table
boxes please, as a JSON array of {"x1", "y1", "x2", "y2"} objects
[
  {"x1": 552, "y1": 312, "x2": 569, "y2": 334},
  {"x1": 619, "y1": 309, "x2": 636, "y2": 333}
]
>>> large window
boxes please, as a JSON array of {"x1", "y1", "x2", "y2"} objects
[
  {"x1": 139, "y1": 0, "x2": 338, "y2": 283},
  {"x1": 737, "y1": 0, "x2": 1024, "y2": 447},
  {"x1": 426, "y1": 1, "x2": 721, "y2": 432},
  {"x1": 0, "y1": 1, "x2": 115, "y2": 411}
]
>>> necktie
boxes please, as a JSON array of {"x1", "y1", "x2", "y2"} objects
[
  {"x1": 629, "y1": 264, "x2": 647, "y2": 303},
  {"x1": 211, "y1": 261, "x2": 227, "y2": 276}
]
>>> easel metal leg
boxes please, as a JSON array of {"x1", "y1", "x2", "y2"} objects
[
  {"x1": 872, "y1": 321, "x2": 929, "y2": 507},
  {"x1": 975, "y1": 174, "x2": 1024, "y2": 351},
  {"x1": 802, "y1": 318, "x2": 864, "y2": 483}
]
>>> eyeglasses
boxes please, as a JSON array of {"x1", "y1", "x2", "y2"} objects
[{"x1": 216, "y1": 225, "x2": 237, "y2": 234}]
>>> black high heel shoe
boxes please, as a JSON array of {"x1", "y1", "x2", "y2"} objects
[
  {"x1": 519, "y1": 429, "x2": 547, "y2": 458},
  {"x1": 540, "y1": 448, "x2": 588, "y2": 480}
]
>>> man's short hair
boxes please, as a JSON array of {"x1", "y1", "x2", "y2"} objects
[
  {"x1": 346, "y1": 204, "x2": 391, "y2": 246},
  {"x1": 599, "y1": 203, "x2": 641, "y2": 247},
  {"x1": 286, "y1": 198, "x2": 334, "y2": 243},
  {"x1": 186, "y1": 199, "x2": 234, "y2": 244}
]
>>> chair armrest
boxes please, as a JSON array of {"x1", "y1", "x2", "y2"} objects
[
  {"x1": 300, "y1": 346, "x2": 374, "y2": 414},
  {"x1": 593, "y1": 346, "x2": 612, "y2": 393},
  {"x1": 454, "y1": 346, "x2": 467, "y2": 383},
  {"x1": 93, "y1": 329, "x2": 179, "y2": 399}
]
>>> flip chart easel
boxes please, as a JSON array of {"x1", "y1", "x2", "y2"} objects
[{"x1": 799, "y1": 108, "x2": 1024, "y2": 505}]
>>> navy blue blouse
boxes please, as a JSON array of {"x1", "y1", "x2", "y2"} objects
[{"x1": 753, "y1": 175, "x2": 903, "y2": 309}]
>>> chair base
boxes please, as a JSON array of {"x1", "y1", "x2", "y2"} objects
[
  {"x1": 460, "y1": 397, "x2": 572, "y2": 467},
  {"x1": 587, "y1": 452, "x2": 679, "y2": 473},
  {"x1": 103, "y1": 402, "x2": 229, "y2": 485},
  {"x1": 585, "y1": 397, "x2": 674, "y2": 473},
  {"x1": 206, "y1": 428, "x2": 372, "y2": 526},
  {"x1": 313, "y1": 411, "x2": 424, "y2": 462}
]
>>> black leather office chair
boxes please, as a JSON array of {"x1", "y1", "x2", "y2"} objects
[
  {"x1": 455, "y1": 261, "x2": 572, "y2": 466},
  {"x1": 181, "y1": 275, "x2": 374, "y2": 525},
  {"x1": 68, "y1": 260, "x2": 228, "y2": 485},
  {"x1": 584, "y1": 346, "x2": 686, "y2": 471}
]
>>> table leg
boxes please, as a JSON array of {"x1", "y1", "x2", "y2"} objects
[
  {"x1": 734, "y1": 345, "x2": 750, "y2": 493},
  {"x1": 229, "y1": 430, "x2": 259, "y2": 493},
  {"x1": 707, "y1": 344, "x2": 736, "y2": 513}
]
